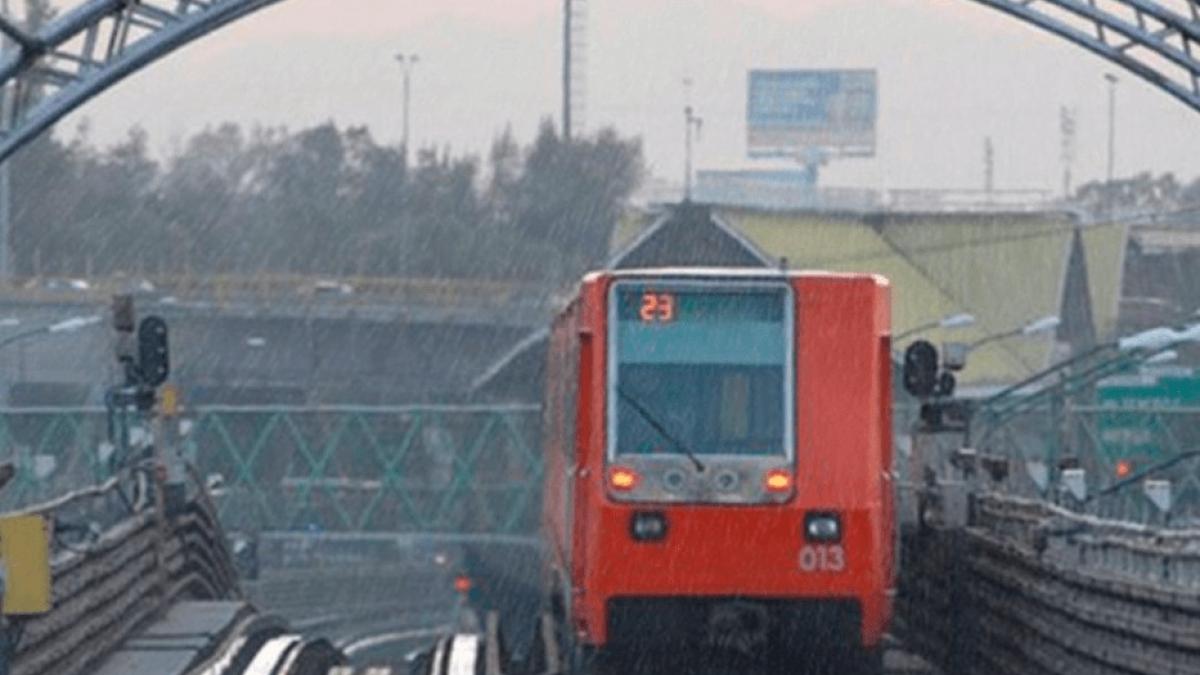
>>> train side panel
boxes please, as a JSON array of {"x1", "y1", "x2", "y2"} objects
[{"x1": 541, "y1": 298, "x2": 580, "y2": 609}]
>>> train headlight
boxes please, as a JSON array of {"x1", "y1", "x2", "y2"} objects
[
  {"x1": 609, "y1": 466, "x2": 640, "y2": 491},
  {"x1": 804, "y1": 512, "x2": 842, "y2": 542},
  {"x1": 764, "y1": 469, "x2": 793, "y2": 493},
  {"x1": 630, "y1": 511, "x2": 668, "y2": 542}
]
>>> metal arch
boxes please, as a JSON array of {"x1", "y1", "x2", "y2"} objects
[
  {"x1": 968, "y1": 0, "x2": 1200, "y2": 113},
  {"x1": 0, "y1": 2, "x2": 1196, "y2": 164},
  {"x1": 0, "y1": 0, "x2": 285, "y2": 162}
]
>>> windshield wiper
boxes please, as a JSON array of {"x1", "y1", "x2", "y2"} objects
[{"x1": 616, "y1": 386, "x2": 706, "y2": 473}]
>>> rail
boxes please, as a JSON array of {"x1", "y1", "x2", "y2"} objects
[
  {"x1": 900, "y1": 491, "x2": 1200, "y2": 675},
  {"x1": 0, "y1": 463, "x2": 242, "y2": 675}
]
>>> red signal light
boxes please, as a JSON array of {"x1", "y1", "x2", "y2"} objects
[
  {"x1": 454, "y1": 575, "x2": 473, "y2": 595},
  {"x1": 1115, "y1": 460, "x2": 1133, "y2": 479}
]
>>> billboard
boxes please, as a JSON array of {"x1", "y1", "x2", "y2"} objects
[{"x1": 747, "y1": 69, "x2": 877, "y2": 159}]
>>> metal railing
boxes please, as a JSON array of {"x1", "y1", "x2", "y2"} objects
[
  {"x1": 901, "y1": 492, "x2": 1200, "y2": 675},
  {"x1": 1, "y1": 465, "x2": 241, "y2": 675},
  {"x1": 0, "y1": 405, "x2": 543, "y2": 535},
  {"x1": 190, "y1": 405, "x2": 542, "y2": 534},
  {"x1": 968, "y1": 397, "x2": 1200, "y2": 524}
]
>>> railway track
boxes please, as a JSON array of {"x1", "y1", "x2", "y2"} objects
[{"x1": 403, "y1": 612, "x2": 940, "y2": 675}]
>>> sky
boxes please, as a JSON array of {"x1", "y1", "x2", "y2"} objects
[{"x1": 40, "y1": 0, "x2": 1200, "y2": 193}]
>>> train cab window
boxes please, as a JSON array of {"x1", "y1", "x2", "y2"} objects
[
  {"x1": 718, "y1": 373, "x2": 750, "y2": 441},
  {"x1": 608, "y1": 282, "x2": 793, "y2": 458}
]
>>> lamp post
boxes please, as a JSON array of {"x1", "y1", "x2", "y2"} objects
[
  {"x1": 682, "y1": 76, "x2": 702, "y2": 202},
  {"x1": 396, "y1": 52, "x2": 420, "y2": 165},
  {"x1": 0, "y1": 315, "x2": 101, "y2": 351},
  {"x1": 977, "y1": 321, "x2": 1200, "y2": 440},
  {"x1": 0, "y1": 315, "x2": 101, "y2": 403},
  {"x1": 895, "y1": 313, "x2": 976, "y2": 342},
  {"x1": 1105, "y1": 73, "x2": 1119, "y2": 186},
  {"x1": 969, "y1": 314, "x2": 1060, "y2": 351}
]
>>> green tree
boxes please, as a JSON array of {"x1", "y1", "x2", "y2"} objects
[{"x1": 8, "y1": 119, "x2": 643, "y2": 284}]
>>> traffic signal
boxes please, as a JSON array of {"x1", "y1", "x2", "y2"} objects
[
  {"x1": 902, "y1": 340, "x2": 940, "y2": 398},
  {"x1": 137, "y1": 316, "x2": 170, "y2": 387}
]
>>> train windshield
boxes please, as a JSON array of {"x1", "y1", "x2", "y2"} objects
[{"x1": 609, "y1": 281, "x2": 793, "y2": 458}]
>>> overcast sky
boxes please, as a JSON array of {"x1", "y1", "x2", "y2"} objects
[{"x1": 47, "y1": 0, "x2": 1200, "y2": 193}]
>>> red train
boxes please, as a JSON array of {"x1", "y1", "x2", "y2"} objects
[{"x1": 540, "y1": 268, "x2": 894, "y2": 672}]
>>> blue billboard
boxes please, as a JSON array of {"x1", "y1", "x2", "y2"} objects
[{"x1": 747, "y1": 69, "x2": 877, "y2": 159}]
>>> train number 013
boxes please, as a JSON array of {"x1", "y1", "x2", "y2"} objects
[{"x1": 798, "y1": 545, "x2": 846, "y2": 573}]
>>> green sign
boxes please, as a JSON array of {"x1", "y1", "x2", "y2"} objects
[{"x1": 1097, "y1": 370, "x2": 1200, "y2": 461}]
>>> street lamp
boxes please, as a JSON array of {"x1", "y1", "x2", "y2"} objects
[
  {"x1": 895, "y1": 312, "x2": 976, "y2": 341},
  {"x1": 969, "y1": 314, "x2": 1060, "y2": 350},
  {"x1": 48, "y1": 315, "x2": 101, "y2": 334},
  {"x1": 396, "y1": 52, "x2": 420, "y2": 165},
  {"x1": 0, "y1": 314, "x2": 100, "y2": 350},
  {"x1": 979, "y1": 320, "x2": 1200, "y2": 430},
  {"x1": 1117, "y1": 322, "x2": 1200, "y2": 354},
  {"x1": 1142, "y1": 350, "x2": 1179, "y2": 367},
  {"x1": 1105, "y1": 73, "x2": 1119, "y2": 185}
]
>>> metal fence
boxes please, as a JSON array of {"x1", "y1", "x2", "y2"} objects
[
  {"x1": 1, "y1": 466, "x2": 241, "y2": 675},
  {"x1": 0, "y1": 408, "x2": 116, "y2": 511},
  {"x1": 189, "y1": 405, "x2": 542, "y2": 534},
  {"x1": 969, "y1": 399, "x2": 1200, "y2": 525},
  {"x1": 0, "y1": 405, "x2": 544, "y2": 535}
]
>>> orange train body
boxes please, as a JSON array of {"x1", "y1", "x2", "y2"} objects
[{"x1": 541, "y1": 268, "x2": 894, "y2": 660}]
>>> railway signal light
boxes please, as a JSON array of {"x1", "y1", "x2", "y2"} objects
[
  {"x1": 137, "y1": 316, "x2": 170, "y2": 387},
  {"x1": 1115, "y1": 459, "x2": 1133, "y2": 479},
  {"x1": 902, "y1": 340, "x2": 939, "y2": 398},
  {"x1": 454, "y1": 575, "x2": 473, "y2": 595}
]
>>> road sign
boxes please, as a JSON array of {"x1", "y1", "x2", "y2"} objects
[
  {"x1": 1096, "y1": 371, "x2": 1200, "y2": 461},
  {"x1": 747, "y1": 69, "x2": 877, "y2": 159}
]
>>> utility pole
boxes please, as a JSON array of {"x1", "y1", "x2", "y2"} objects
[
  {"x1": 983, "y1": 136, "x2": 994, "y2": 196},
  {"x1": 683, "y1": 77, "x2": 702, "y2": 202},
  {"x1": 1060, "y1": 106, "x2": 1077, "y2": 200},
  {"x1": 1105, "y1": 73, "x2": 1118, "y2": 185},
  {"x1": 562, "y1": 0, "x2": 572, "y2": 139},
  {"x1": 396, "y1": 52, "x2": 419, "y2": 165},
  {"x1": 562, "y1": 0, "x2": 587, "y2": 140}
]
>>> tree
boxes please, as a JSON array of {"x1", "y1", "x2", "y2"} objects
[
  {"x1": 7, "y1": 119, "x2": 644, "y2": 285},
  {"x1": 512, "y1": 120, "x2": 643, "y2": 281}
]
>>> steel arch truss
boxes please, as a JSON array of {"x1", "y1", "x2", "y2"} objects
[
  {"x1": 0, "y1": 0, "x2": 283, "y2": 162},
  {"x1": 971, "y1": 0, "x2": 1200, "y2": 112}
]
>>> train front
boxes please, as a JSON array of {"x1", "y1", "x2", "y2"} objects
[{"x1": 573, "y1": 272, "x2": 892, "y2": 666}]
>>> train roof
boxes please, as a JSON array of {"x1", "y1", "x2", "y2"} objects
[{"x1": 589, "y1": 267, "x2": 889, "y2": 284}]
